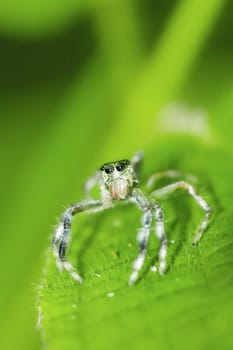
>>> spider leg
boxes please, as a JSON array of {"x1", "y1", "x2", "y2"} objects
[
  {"x1": 128, "y1": 208, "x2": 152, "y2": 285},
  {"x1": 129, "y1": 188, "x2": 153, "y2": 285},
  {"x1": 130, "y1": 151, "x2": 144, "y2": 178},
  {"x1": 147, "y1": 170, "x2": 197, "y2": 189},
  {"x1": 151, "y1": 181, "x2": 212, "y2": 245},
  {"x1": 83, "y1": 171, "x2": 101, "y2": 199},
  {"x1": 53, "y1": 199, "x2": 103, "y2": 283},
  {"x1": 153, "y1": 203, "x2": 168, "y2": 275}
]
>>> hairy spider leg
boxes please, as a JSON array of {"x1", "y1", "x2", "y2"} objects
[
  {"x1": 128, "y1": 206, "x2": 152, "y2": 286},
  {"x1": 129, "y1": 188, "x2": 168, "y2": 285},
  {"x1": 146, "y1": 170, "x2": 197, "y2": 189},
  {"x1": 129, "y1": 188, "x2": 152, "y2": 285},
  {"x1": 153, "y1": 203, "x2": 168, "y2": 275},
  {"x1": 53, "y1": 199, "x2": 103, "y2": 283},
  {"x1": 151, "y1": 181, "x2": 212, "y2": 245}
]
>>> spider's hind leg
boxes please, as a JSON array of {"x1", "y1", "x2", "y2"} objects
[
  {"x1": 147, "y1": 170, "x2": 197, "y2": 190},
  {"x1": 151, "y1": 181, "x2": 212, "y2": 246}
]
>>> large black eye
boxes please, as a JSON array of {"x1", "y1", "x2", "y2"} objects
[
  {"x1": 100, "y1": 164, "x2": 114, "y2": 174},
  {"x1": 105, "y1": 165, "x2": 114, "y2": 174},
  {"x1": 116, "y1": 160, "x2": 129, "y2": 172}
]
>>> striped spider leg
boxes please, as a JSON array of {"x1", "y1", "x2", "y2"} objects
[
  {"x1": 129, "y1": 188, "x2": 167, "y2": 285},
  {"x1": 52, "y1": 200, "x2": 103, "y2": 283},
  {"x1": 150, "y1": 181, "x2": 212, "y2": 245}
]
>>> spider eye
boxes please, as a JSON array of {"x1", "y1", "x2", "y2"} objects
[
  {"x1": 105, "y1": 166, "x2": 114, "y2": 174},
  {"x1": 116, "y1": 160, "x2": 130, "y2": 172},
  {"x1": 100, "y1": 164, "x2": 114, "y2": 174},
  {"x1": 116, "y1": 163, "x2": 125, "y2": 172}
]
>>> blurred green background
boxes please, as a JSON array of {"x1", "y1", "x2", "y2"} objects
[{"x1": 1, "y1": 0, "x2": 233, "y2": 349}]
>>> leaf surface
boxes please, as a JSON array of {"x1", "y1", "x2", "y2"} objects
[{"x1": 39, "y1": 136, "x2": 233, "y2": 350}]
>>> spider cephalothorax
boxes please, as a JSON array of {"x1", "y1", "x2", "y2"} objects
[
  {"x1": 100, "y1": 159, "x2": 139, "y2": 200},
  {"x1": 52, "y1": 151, "x2": 212, "y2": 286}
]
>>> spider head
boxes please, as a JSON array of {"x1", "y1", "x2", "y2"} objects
[{"x1": 100, "y1": 159, "x2": 138, "y2": 200}]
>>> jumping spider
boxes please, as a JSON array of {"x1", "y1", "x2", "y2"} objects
[{"x1": 52, "y1": 151, "x2": 212, "y2": 286}]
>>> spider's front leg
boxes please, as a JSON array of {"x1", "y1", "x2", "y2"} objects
[
  {"x1": 129, "y1": 188, "x2": 168, "y2": 285},
  {"x1": 153, "y1": 202, "x2": 168, "y2": 275},
  {"x1": 53, "y1": 199, "x2": 102, "y2": 283},
  {"x1": 129, "y1": 188, "x2": 165, "y2": 285}
]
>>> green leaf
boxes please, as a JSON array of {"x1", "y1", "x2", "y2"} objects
[{"x1": 38, "y1": 136, "x2": 233, "y2": 350}]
